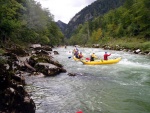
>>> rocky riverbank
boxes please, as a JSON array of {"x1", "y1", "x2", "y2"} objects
[
  {"x1": 0, "y1": 44, "x2": 67, "y2": 113},
  {"x1": 92, "y1": 44, "x2": 150, "y2": 55}
]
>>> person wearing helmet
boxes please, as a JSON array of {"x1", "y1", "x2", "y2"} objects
[
  {"x1": 78, "y1": 52, "x2": 83, "y2": 59},
  {"x1": 90, "y1": 53, "x2": 97, "y2": 61},
  {"x1": 104, "y1": 52, "x2": 111, "y2": 60}
]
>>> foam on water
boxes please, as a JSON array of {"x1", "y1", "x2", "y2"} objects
[
  {"x1": 27, "y1": 46, "x2": 150, "y2": 113},
  {"x1": 119, "y1": 58, "x2": 150, "y2": 69}
]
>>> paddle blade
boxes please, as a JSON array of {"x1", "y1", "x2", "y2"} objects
[{"x1": 68, "y1": 56, "x2": 71, "y2": 59}]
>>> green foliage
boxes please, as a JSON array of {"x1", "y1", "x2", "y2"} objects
[
  {"x1": 103, "y1": 37, "x2": 150, "y2": 52},
  {"x1": 39, "y1": 36, "x2": 50, "y2": 44},
  {"x1": 90, "y1": 28, "x2": 102, "y2": 43},
  {"x1": 65, "y1": 0, "x2": 125, "y2": 38},
  {"x1": 0, "y1": 0, "x2": 23, "y2": 40},
  {"x1": 0, "y1": 58, "x2": 7, "y2": 64},
  {"x1": 0, "y1": 48, "x2": 5, "y2": 55},
  {"x1": 0, "y1": 0, "x2": 64, "y2": 46},
  {"x1": 69, "y1": 0, "x2": 150, "y2": 51},
  {"x1": 69, "y1": 22, "x2": 90, "y2": 45},
  {"x1": 124, "y1": 0, "x2": 134, "y2": 9},
  {"x1": 141, "y1": 42, "x2": 150, "y2": 51}
]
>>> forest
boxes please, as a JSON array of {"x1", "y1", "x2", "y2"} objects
[
  {"x1": 65, "y1": 0, "x2": 125, "y2": 38},
  {"x1": 0, "y1": 0, "x2": 150, "y2": 52},
  {"x1": 0, "y1": 0, "x2": 64, "y2": 47},
  {"x1": 69, "y1": 0, "x2": 150, "y2": 52}
]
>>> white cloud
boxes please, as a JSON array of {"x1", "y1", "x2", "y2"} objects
[{"x1": 34, "y1": 0, "x2": 96, "y2": 24}]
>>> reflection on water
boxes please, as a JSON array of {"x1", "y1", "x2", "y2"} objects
[{"x1": 25, "y1": 46, "x2": 150, "y2": 113}]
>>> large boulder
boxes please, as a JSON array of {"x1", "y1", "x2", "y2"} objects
[
  {"x1": 0, "y1": 62, "x2": 36, "y2": 113},
  {"x1": 35, "y1": 63, "x2": 66, "y2": 76}
]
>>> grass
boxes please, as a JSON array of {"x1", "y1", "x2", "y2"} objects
[{"x1": 99, "y1": 37, "x2": 150, "y2": 52}]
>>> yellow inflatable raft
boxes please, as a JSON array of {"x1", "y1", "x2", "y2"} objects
[
  {"x1": 80, "y1": 57, "x2": 121, "y2": 65},
  {"x1": 73, "y1": 56, "x2": 81, "y2": 61}
]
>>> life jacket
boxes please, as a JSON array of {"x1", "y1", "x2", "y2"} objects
[
  {"x1": 90, "y1": 53, "x2": 97, "y2": 61},
  {"x1": 104, "y1": 53, "x2": 111, "y2": 60},
  {"x1": 78, "y1": 53, "x2": 83, "y2": 58}
]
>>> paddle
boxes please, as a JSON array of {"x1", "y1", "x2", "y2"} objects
[
  {"x1": 68, "y1": 56, "x2": 72, "y2": 59},
  {"x1": 95, "y1": 57, "x2": 100, "y2": 60}
]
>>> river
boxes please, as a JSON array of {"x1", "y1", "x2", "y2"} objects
[{"x1": 25, "y1": 46, "x2": 150, "y2": 113}]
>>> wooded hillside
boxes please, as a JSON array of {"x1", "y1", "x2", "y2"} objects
[
  {"x1": 69, "y1": 0, "x2": 150, "y2": 52},
  {"x1": 0, "y1": 0, "x2": 64, "y2": 46},
  {"x1": 64, "y1": 0, "x2": 125, "y2": 38}
]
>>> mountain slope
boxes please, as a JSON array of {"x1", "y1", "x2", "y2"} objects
[
  {"x1": 64, "y1": 0, "x2": 125, "y2": 38},
  {"x1": 56, "y1": 20, "x2": 67, "y2": 33}
]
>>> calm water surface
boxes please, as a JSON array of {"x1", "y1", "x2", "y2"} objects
[{"x1": 25, "y1": 46, "x2": 150, "y2": 113}]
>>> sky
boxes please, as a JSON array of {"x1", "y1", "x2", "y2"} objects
[{"x1": 34, "y1": 0, "x2": 96, "y2": 24}]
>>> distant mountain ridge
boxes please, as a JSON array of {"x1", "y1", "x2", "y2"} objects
[
  {"x1": 56, "y1": 20, "x2": 67, "y2": 33},
  {"x1": 57, "y1": 0, "x2": 125, "y2": 38}
]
